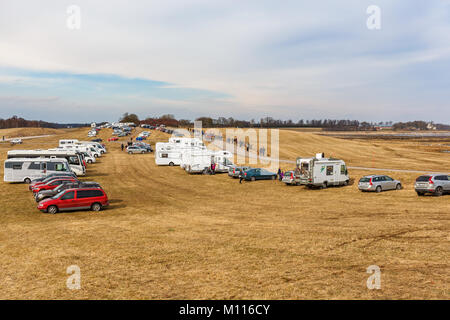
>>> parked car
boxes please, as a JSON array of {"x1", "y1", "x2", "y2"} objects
[
  {"x1": 240, "y1": 168, "x2": 277, "y2": 181},
  {"x1": 10, "y1": 138, "x2": 23, "y2": 145},
  {"x1": 228, "y1": 166, "x2": 251, "y2": 178},
  {"x1": 91, "y1": 139, "x2": 102, "y2": 142},
  {"x1": 414, "y1": 174, "x2": 450, "y2": 196},
  {"x1": 282, "y1": 171, "x2": 299, "y2": 185},
  {"x1": 358, "y1": 175, "x2": 402, "y2": 193},
  {"x1": 29, "y1": 173, "x2": 77, "y2": 190},
  {"x1": 134, "y1": 142, "x2": 153, "y2": 152},
  {"x1": 127, "y1": 146, "x2": 148, "y2": 154},
  {"x1": 37, "y1": 187, "x2": 109, "y2": 214},
  {"x1": 31, "y1": 177, "x2": 78, "y2": 194},
  {"x1": 35, "y1": 181, "x2": 101, "y2": 202},
  {"x1": 136, "y1": 136, "x2": 146, "y2": 141},
  {"x1": 108, "y1": 137, "x2": 119, "y2": 142},
  {"x1": 118, "y1": 132, "x2": 127, "y2": 137}
]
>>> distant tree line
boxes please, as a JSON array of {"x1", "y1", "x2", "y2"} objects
[{"x1": 0, "y1": 116, "x2": 89, "y2": 129}]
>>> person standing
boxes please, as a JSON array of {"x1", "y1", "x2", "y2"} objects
[
  {"x1": 277, "y1": 168, "x2": 281, "y2": 180},
  {"x1": 121, "y1": 143, "x2": 124, "y2": 151}
]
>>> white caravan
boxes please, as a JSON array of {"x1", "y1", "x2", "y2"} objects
[
  {"x1": 155, "y1": 142, "x2": 207, "y2": 166},
  {"x1": 56, "y1": 146, "x2": 96, "y2": 163},
  {"x1": 294, "y1": 153, "x2": 349, "y2": 188},
  {"x1": 168, "y1": 137, "x2": 205, "y2": 148},
  {"x1": 212, "y1": 150, "x2": 234, "y2": 173},
  {"x1": 4, "y1": 158, "x2": 72, "y2": 183},
  {"x1": 184, "y1": 150, "x2": 215, "y2": 174},
  {"x1": 7, "y1": 150, "x2": 86, "y2": 176},
  {"x1": 59, "y1": 140, "x2": 105, "y2": 155}
]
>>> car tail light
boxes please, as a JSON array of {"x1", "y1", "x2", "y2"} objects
[
  {"x1": 244, "y1": 172, "x2": 247, "y2": 176},
  {"x1": 369, "y1": 178, "x2": 373, "y2": 186},
  {"x1": 429, "y1": 177, "x2": 434, "y2": 184},
  {"x1": 233, "y1": 169, "x2": 235, "y2": 174},
  {"x1": 83, "y1": 160, "x2": 86, "y2": 167},
  {"x1": 291, "y1": 173, "x2": 294, "y2": 179}
]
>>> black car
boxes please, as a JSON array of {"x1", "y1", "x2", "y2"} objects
[
  {"x1": 35, "y1": 181, "x2": 101, "y2": 202},
  {"x1": 91, "y1": 138, "x2": 103, "y2": 142}
]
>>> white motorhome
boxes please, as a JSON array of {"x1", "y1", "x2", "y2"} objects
[
  {"x1": 212, "y1": 150, "x2": 234, "y2": 173},
  {"x1": 168, "y1": 137, "x2": 205, "y2": 148},
  {"x1": 7, "y1": 150, "x2": 86, "y2": 176},
  {"x1": 4, "y1": 158, "x2": 71, "y2": 183},
  {"x1": 154, "y1": 143, "x2": 184, "y2": 166},
  {"x1": 59, "y1": 140, "x2": 106, "y2": 154},
  {"x1": 294, "y1": 153, "x2": 349, "y2": 188},
  {"x1": 184, "y1": 150, "x2": 215, "y2": 174},
  {"x1": 56, "y1": 146, "x2": 96, "y2": 164}
]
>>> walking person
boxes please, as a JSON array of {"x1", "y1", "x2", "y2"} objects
[
  {"x1": 279, "y1": 170, "x2": 284, "y2": 181},
  {"x1": 121, "y1": 143, "x2": 124, "y2": 151},
  {"x1": 277, "y1": 168, "x2": 282, "y2": 180}
]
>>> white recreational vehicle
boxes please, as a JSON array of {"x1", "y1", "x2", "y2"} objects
[
  {"x1": 168, "y1": 137, "x2": 205, "y2": 148},
  {"x1": 294, "y1": 153, "x2": 349, "y2": 188},
  {"x1": 211, "y1": 150, "x2": 234, "y2": 173},
  {"x1": 59, "y1": 140, "x2": 106, "y2": 155},
  {"x1": 7, "y1": 150, "x2": 86, "y2": 176},
  {"x1": 154, "y1": 143, "x2": 183, "y2": 166},
  {"x1": 182, "y1": 150, "x2": 234, "y2": 174},
  {"x1": 4, "y1": 158, "x2": 72, "y2": 183}
]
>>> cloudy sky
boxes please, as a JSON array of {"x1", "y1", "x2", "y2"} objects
[{"x1": 0, "y1": 0, "x2": 449, "y2": 123}]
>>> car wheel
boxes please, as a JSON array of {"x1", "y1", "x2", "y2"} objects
[
  {"x1": 343, "y1": 180, "x2": 349, "y2": 186},
  {"x1": 251, "y1": 176, "x2": 256, "y2": 181},
  {"x1": 322, "y1": 182, "x2": 328, "y2": 189},
  {"x1": 141, "y1": 151, "x2": 145, "y2": 154},
  {"x1": 128, "y1": 151, "x2": 132, "y2": 154},
  {"x1": 416, "y1": 191, "x2": 424, "y2": 196},
  {"x1": 91, "y1": 203, "x2": 102, "y2": 212},
  {"x1": 94, "y1": 154, "x2": 98, "y2": 158},
  {"x1": 169, "y1": 162, "x2": 174, "y2": 167},
  {"x1": 47, "y1": 205, "x2": 58, "y2": 214},
  {"x1": 396, "y1": 183, "x2": 402, "y2": 190},
  {"x1": 24, "y1": 178, "x2": 31, "y2": 184},
  {"x1": 434, "y1": 187, "x2": 443, "y2": 197},
  {"x1": 376, "y1": 186, "x2": 382, "y2": 193},
  {"x1": 87, "y1": 160, "x2": 92, "y2": 164}
]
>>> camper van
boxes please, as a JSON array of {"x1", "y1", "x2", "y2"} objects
[
  {"x1": 294, "y1": 153, "x2": 349, "y2": 188},
  {"x1": 4, "y1": 158, "x2": 72, "y2": 183},
  {"x1": 7, "y1": 150, "x2": 86, "y2": 176},
  {"x1": 184, "y1": 150, "x2": 215, "y2": 174},
  {"x1": 55, "y1": 146, "x2": 96, "y2": 164},
  {"x1": 211, "y1": 150, "x2": 234, "y2": 173},
  {"x1": 168, "y1": 137, "x2": 205, "y2": 148},
  {"x1": 59, "y1": 140, "x2": 105, "y2": 155},
  {"x1": 154, "y1": 143, "x2": 183, "y2": 166}
]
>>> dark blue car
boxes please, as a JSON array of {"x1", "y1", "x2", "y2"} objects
[{"x1": 240, "y1": 168, "x2": 277, "y2": 181}]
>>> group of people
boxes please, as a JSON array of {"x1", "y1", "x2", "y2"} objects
[{"x1": 120, "y1": 137, "x2": 134, "y2": 151}]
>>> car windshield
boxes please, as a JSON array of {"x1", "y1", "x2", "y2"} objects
[
  {"x1": 51, "y1": 190, "x2": 66, "y2": 199},
  {"x1": 360, "y1": 177, "x2": 371, "y2": 182},
  {"x1": 416, "y1": 176, "x2": 430, "y2": 182}
]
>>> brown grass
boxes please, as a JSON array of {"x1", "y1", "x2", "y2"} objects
[{"x1": 0, "y1": 127, "x2": 448, "y2": 299}]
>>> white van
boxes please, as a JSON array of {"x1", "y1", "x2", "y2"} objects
[
  {"x1": 4, "y1": 158, "x2": 72, "y2": 183},
  {"x1": 184, "y1": 150, "x2": 215, "y2": 174},
  {"x1": 7, "y1": 150, "x2": 86, "y2": 176},
  {"x1": 155, "y1": 143, "x2": 183, "y2": 166},
  {"x1": 295, "y1": 153, "x2": 349, "y2": 188},
  {"x1": 212, "y1": 150, "x2": 234, "y2": 173}
]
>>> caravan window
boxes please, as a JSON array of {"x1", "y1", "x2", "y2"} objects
[
  {"x1": 28, "y1": 162, "x2": 41, "y2": 170},
  {"x1": 55, "y1": 163, "x2": 66, "y2": 171},
  {"x1": 161, "y1": 153, "x2": 168, "y2": 158},
  {"x1": 340, "y1": 165, "x2": 347, "y2": 175},
  {"x1": 13, "y1": 162, "x2": 23, "y2": 170},
  {"x1": 326, "y1": 166, "x2": 333, "y2": 176}
]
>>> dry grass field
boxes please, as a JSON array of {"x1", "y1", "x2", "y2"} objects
[{"x1": 0, "y1": 127, "x2": 449, "y2": 299}]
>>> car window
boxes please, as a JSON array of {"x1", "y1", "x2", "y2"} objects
[
  {"x1": 360, "y1": 177, "x2": 371, "y2": 183},
  {"x1": 416, "y1": 176, "x2": 430, "y2": 182},
  {"x1": 61, "y1": 191, "x2": 74, "y2": 200},
  {"x1": 385, "y1": 176, "x2": 393, "y2": 181},
  {"x1": 436, "y1": 175, "x2": 448, "y2": 181}
]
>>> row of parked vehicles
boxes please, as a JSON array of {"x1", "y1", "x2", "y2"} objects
[{"x1": 4, "y1": 139, "x2": 110, "y2": 214}]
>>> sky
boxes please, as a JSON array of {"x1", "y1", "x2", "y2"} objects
[{"x1": 0, "y1": 0, "x2": 449, "y2": 123}]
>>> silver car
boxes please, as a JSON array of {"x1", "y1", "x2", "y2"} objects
[
  {"x1": 228, "y1": 166, "x2": 251, "y2": 178},
  {"x1": 282, "y1": 171, "x2": 299, "y2": 185},
  {"x1": 358, "y1": 175, "x2": 402, "y2": 193},
  {"x1": 414, "y1": 174, "x2": 450, "y2": 196},
  {"x1": 127, "y1": 146, "x2": 148, "y2": 154}
]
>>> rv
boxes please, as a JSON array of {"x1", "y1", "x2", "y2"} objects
[
  {"x1": 184, "y1": 150, "x2": 215, "y2": 174},
  {"x1": 294, "y1": 153, "x2": 349, "y2": 188},
  {"x1": 7, "y1": 150, "x2": 86, "y2": 176},
  {"x1": 154, "y1": 143, "x2": 184, "y2": 166},
  {"x1": 211, "y1": 150, "x2": 234, "y2": 173},
  {"x1": 55, "y1": 146, "x2": 96, "y2": 164},
  {"x1": 59, "y1": 140, "x2": 106, "y2": 155},
  {"x1": 4, "y1": 158, "x2": 72, "y2": 183},
  {"x1": 168, "y1": 137, "x2": 205, "y2": 148}
]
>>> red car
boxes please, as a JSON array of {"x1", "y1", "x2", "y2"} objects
[
  {"x1": 31, "y1": 177, "x2": 78, "y2": 193},
  {"x1": 37, "y1": 187, "x2": 109, "y2": 214},
  {"x1": 108, "y1": 137, "x2": 119, "y2": 141}
]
